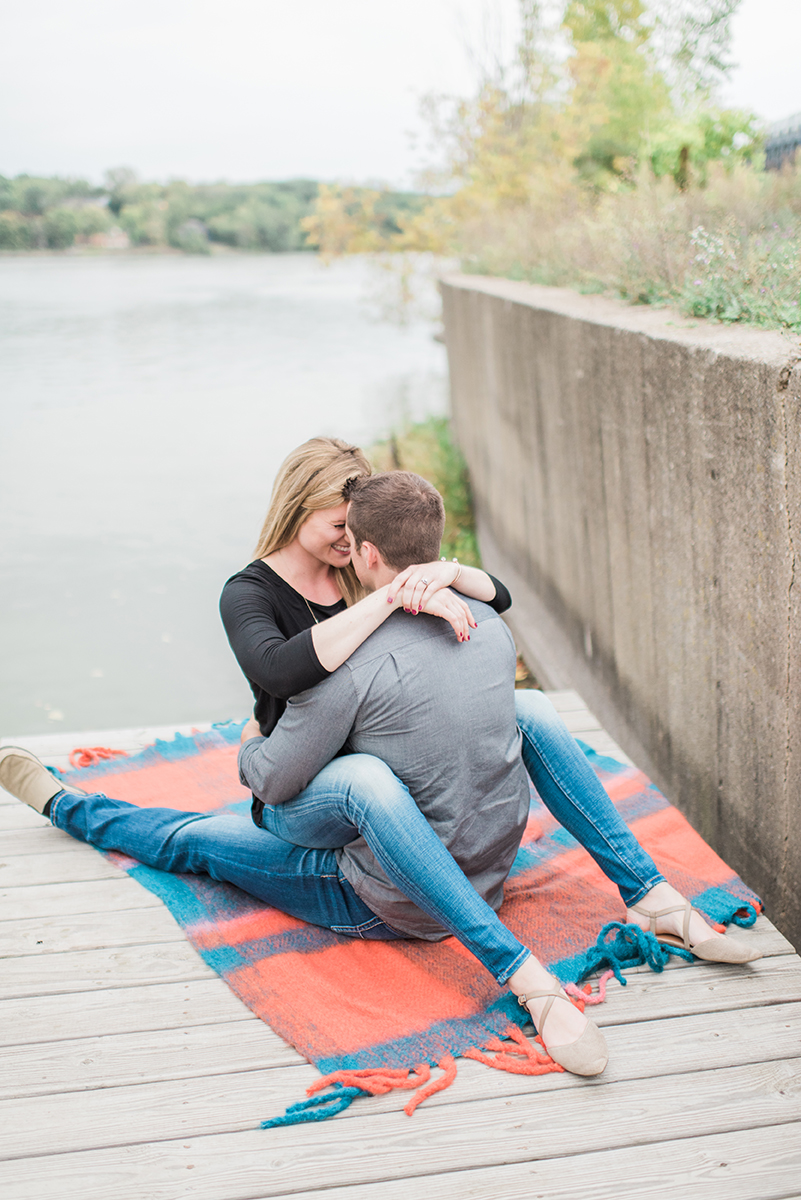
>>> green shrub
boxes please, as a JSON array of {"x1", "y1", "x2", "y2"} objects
[
  {"x1": 43, "y1": 208, "x2": 78, "y2": 249},
  {"x1": 0, "y1": 211, "x2": 36, "y2": 249},
  {"x1": 119, "y1": 201, "x2": 167, "y2": 246},
  {"x1": 171, "y1": 218, "x2": 211, "y2": 254}
]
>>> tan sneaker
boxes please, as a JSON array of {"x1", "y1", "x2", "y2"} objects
[{"x1": 0, "y1": 746, "x2": 86, "y2": 814}]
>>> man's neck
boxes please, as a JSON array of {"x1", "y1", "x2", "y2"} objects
[{"x1": 367, "y1": 564, "x2": 396, "y2": 592}]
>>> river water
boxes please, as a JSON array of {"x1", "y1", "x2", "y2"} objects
[{"x1": 0, "y1": 252, "x2": 448, "y2": 735}]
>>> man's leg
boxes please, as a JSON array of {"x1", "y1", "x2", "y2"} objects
[{"x1": 48, "y1": 788, "x2": 398, "y2": 937}]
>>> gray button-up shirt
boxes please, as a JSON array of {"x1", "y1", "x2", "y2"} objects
[{"x1": 238, "y1": 598, "x2": 529, "y2": 939}]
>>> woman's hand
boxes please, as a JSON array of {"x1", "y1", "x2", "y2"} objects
[
  {"x1": 389, "y1": 560, "x2": 478, "y2": 628},
  {"x1": 241, "y1": 714, "x2": 262, "y2": 743},
  {"x1": 420, "y1": 587, "x2": 475, "y2": 642}
]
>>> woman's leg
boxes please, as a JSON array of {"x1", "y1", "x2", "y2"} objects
[
  {"x1": 514, "y1": 689, "x2": 665, "y2": 905},
  {"x1": 48, "y1": 788, "x2": 400, "y2": 938},
  {"x1": 259, "y1": 753, "x2": 531, "y2": 985},
  {"x1": 259, "y1": 752, "x2": 603, "y2": 1067},
  {"x1": 514, "y1": 691, "x2": 734, "y2": 949}
]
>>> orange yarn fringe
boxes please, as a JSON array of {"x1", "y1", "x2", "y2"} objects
[
  {"x1": 68, "y1": 746, "x2": 129, "y2": 769},
  {"x1": 306, "y1": 1060, "x2": 457, "y2": 1116},
  {"x1": 305, "y1": 971, "x2": 614, "y2": 1116}
]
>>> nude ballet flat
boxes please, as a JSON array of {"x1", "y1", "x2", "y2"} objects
[
  {"x1": 517, "y1": 983, "x2": 608, "y2": 1077},
  {"x1": 627, "y1": 900, "x2": 762, "y2": 964}
]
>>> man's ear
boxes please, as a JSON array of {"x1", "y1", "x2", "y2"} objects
[{"x1": 360, "y1": 541, "x2": 382, "y2": 570}]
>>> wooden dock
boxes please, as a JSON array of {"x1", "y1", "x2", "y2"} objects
[{"x1": 2, "y1": 693, "x2": 800, "y2": 1200}]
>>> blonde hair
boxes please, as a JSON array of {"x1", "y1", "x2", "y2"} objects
[{"x1": 254, "y1": 437, "x2": 372, "y2": 605}]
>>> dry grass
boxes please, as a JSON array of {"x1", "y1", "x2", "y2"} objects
[{"x1": 460, "y1": 163, "x2": 801, "y2": 333}]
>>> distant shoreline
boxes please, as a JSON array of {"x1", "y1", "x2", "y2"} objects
[{"x1": 0, "y1": 244, "x2": 318, "y2": 257}]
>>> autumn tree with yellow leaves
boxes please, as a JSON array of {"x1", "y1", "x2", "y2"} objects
[{"x1": 303, "y1": 1, "x2": 801, "y2": 334}]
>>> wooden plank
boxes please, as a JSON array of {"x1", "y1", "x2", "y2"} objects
[
  {"x1": 0, "y1": 941, "x2": 216, "y2": 1001},
  {"x1": 6, "y1": 1122, "x2": 801, "y2": 1200},
  {"x1": 2, "y1": 1058, "x2": 801, "y2": 1185},
  {"x1": 0, "y1": 846, "x2": 125, "y2": 888},
  {"x1": 0, "y1": 878, "x2": 162, "y2": 922},
  {"x1": 0, "y1": 979, "x2": 255, "y2": 1047},
  {"x1": 279, "y1": 1122, "x2": 801, "y2": 1200},
  {"x1": 0, "y1": 1019, "x2": 304, "y2": 1099},
  {"x1": 0, "y1": 907, "x2": 189, "y2": 957},
  {"x1": 1, "y1": 825, "x2": 92, "y2": 857},
  {"x1": 4, "y1": 997, "x2": 799, "y2": 1108},
  {"x1": 578, "y1": 730, "x2": 635, "y2": 764},
  {"x1": 556, "y1": 709, "x2": 603, "y2": 733},
  {"x1": 542, "y1": 690, "x2": 586, "y2": 713},
  {"x1": 582, "y1": 953, "x2": 801, "y2": 1025},
  {"x1": 0, "y1": 805, "x2": 48, "y2": 832}
]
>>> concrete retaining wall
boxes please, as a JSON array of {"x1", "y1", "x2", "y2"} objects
[{"x1": 441, "y1": 274, "x2": 801, "y2": 949}]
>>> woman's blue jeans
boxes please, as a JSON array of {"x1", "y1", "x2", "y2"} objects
[
  {"x1": 514, "y1": 690, "x2": 664, "y2": 906},
  {"x1": 49, "y1": 691, "x2": 663, "y2": 986}
]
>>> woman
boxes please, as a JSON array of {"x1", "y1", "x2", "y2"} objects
[{"x1": 218, "y1": 436, "x2": 760, "y2": 1074}]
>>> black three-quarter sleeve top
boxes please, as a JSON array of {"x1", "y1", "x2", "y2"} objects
[{"x1": 219, "y1": 560, "x2": 512, "y2": 737}]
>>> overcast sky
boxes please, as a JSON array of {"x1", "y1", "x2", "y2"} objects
[{"x1": 1, "y1": 0, "x2": 799, "y2": 187}]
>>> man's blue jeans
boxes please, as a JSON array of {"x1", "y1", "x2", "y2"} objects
[{"x1": 49, "y1": 691, "x2": 663, "y2": 986}]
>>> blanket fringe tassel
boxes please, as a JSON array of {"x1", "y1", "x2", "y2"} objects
[
  {"x1": 67, "y1": 746, "x2": 129, "y2": 769},
  {"x1": 260, "y1": 970, "x2": 615, "y2": 1128}
]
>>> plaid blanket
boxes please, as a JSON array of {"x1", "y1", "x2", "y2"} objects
[{"x1": 58, "y1": 716, "x2": 761, "y2": 1122}]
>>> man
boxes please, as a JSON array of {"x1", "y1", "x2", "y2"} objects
[{"x1": 0, "y1": 471, "x2": 608, "y2": 1075}]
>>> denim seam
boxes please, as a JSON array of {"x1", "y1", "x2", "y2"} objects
[
  {"x1": 495, "y1": 945, "x2": 532, "y2": 986},
  {"x1": 49, "y1": 790, "x2": 65, "y2": 826},
  {"x1": 330, "y1": 917, "x2": 388, "y2": 936},
  {"x1": 519, "y1": 726, "x2": 662, "y2": 898},
  {"x1": 625, "y1": 878, "x2": 667, "y2": 908}
]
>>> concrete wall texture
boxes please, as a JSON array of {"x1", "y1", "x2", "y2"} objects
[{"x1": 441, "y1": 274, "x2": 801, "y2": 950}]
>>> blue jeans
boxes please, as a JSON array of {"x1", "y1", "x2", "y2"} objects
[
  {"x1": 49, "y1": 691, "x2": 663, "y2": 985},
  {"x1": 49, "y1": 786, "x2": 399, "y2": 939},
  {"x1": 514, "y1": 690, "x2": 664, "y2": 907},
  {"x1": 50, "y1": 751, "x2": 530, "y2": 984}
]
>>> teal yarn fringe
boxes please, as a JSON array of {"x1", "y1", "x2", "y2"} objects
[
  {"x1": 573, "y1": 921, "x2": 695, "y2": 986},
  {"x1": 692, "y1": 886, "x2": 759, "y2": 929},
  {"x1": 261, "y1": 1083, "x2": 365, "y2": 1128},
  {"x1": 731, "y1": 904, "x2": 759, "y2": 928}
]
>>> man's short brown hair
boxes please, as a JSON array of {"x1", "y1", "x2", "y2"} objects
[{"x1": 345, "y1": 471, "x2": 445, "y2": 569}]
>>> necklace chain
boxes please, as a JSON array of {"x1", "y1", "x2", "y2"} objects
[{"x1": 303, "y1": 596, "x2": 320, "y2": 625}]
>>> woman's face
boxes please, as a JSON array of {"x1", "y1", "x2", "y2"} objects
[{"x1": 296, "y1": 502, "x2": 351, "y2": 568}]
